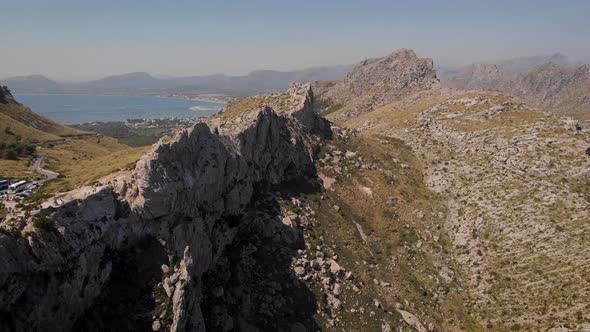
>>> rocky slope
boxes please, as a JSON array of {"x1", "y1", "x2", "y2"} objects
[
  {"x1": 346, "y1": 93, "x2": 590, "y2": 330},
  {"x1": 0, "y1": 83, "x2": 332, "y2": 331},
  {"x1": 443, "y1": 61, "x2": 590, "y2": 119},
  {"x1": 0, "y1": 85, "x2": 82, "y2": 142},
  {"x1": 317, "y1": 49, "x2": 590, "y2": 330}
]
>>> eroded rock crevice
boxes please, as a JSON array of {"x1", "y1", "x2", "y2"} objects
[{"x1": 73, "y1": 236, "x2": 169, "y2": 331}]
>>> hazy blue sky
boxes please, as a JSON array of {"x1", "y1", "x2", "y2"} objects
[{"x1": 1, "y1": 0, "x2": 589, "y2": 80}]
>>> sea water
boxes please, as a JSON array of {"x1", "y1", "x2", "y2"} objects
[{"x1": 15, "y1": 94, "x2": 224, "y2": 124}]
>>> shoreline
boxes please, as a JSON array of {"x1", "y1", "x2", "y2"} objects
[
  {"x1": 14, "y1": 94, "x2": 225, "y2": 126},
  {"x1": 14, "y1": 92, "x2": 230, "y2": 105}
]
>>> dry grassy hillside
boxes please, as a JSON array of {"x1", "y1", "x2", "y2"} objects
[{"x1": 0, "y1": 86, "x2": 148, "y2": 195}]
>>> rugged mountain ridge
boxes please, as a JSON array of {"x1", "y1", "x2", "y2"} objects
[
  {"x1": 315, "y1": 49, "x2": 443, "y2": 120},
  {"x1": 443, "y1": 61, "x2": 590, "y2": 118},
  {"x1": 437, "y1": 53, "x2": 572, "y2": 79},
  {"x1": 495, "y1": 53, "x2": 570, "y2": 74},
  {"x1": 0, "y1": 83, "x2": 331, "y2": 331}
]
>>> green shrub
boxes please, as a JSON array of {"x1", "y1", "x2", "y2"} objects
[
  {"x1": 32, "y1": 215, "x2": 56, "y2": 233},
  {"x1": 0, "y1": 141, "x2": 36, "y2": 160}
]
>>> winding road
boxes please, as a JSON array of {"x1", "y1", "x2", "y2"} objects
[
  {"x1": 1, "y1": 155, "x2": 60, "y2": 222},
  {"x1": 29, "y1": 155, "x2": 59, "y2": 183}
]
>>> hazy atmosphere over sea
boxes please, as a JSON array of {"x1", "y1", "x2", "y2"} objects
[{"x1": 1, "y1": 0, "x2": 589, "y2": 80}]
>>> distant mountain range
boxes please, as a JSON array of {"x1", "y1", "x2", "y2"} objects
[
  {"x1": 1, "y1": 65, "x2": 354, "y2": 97},
  {"x1": 5, "y1": 53, "x2": 587, "y2": 118},
  {"x1": 438, "y1": 53, "x2": 590, "y2": 118},
  {"x1": 436, "y1": 53, "x2": 574, "y2": 79}
]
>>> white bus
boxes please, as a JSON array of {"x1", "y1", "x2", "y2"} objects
[{"x1": 8, "y1": 180, "x2": 29, "y2": 193}]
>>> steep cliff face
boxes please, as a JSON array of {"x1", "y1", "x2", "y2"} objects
[{"x1": 0, "y1": 84, "x2": 330, "y2": 331}]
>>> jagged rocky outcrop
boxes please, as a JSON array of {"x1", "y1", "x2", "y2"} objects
[
  {"x1": 315, "y1": 49, "x2": 441, "y2": 119},
  {"x1": 0, "y1": 83, "x2": 330, "y2": 331}
]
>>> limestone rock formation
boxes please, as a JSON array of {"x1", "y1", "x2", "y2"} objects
[
  {"x1": 315, "y1": 49, "x2": 441, "y2": 120},
  {"x1": 0, "y1": 84, "x2": 329, "y2": 331}
]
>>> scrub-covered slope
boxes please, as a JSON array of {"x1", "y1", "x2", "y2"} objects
[{"x1": 318, "y1": 49, "x2": 590, "y2": 330}]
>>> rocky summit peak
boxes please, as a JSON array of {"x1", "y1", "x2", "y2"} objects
[
  {"x1": 316, "y1": 48, "x2": 440, "y2": 119},
  {"x1": 345, "y1": 48, "x2": 437, "y2": 97},
  {"x1": 359, "y1": 48, "x2": 420, "y2": 67}
]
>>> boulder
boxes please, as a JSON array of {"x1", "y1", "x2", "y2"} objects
[
  {"x1": 345, "y1": 151, "x2": 358, "y2": 158},
  {"x1": 328, "y1": 259, "x2": 344, "y2": 277},
  {"x1": 359, "y1": 186, "x2": 373, "y2": 197},
  {"x1": 294, "y1": 266, "x2": 306, "y2": 276}
]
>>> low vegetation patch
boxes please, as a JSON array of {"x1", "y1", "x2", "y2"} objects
[
  {"x1": 32, "y1": 213, "x2": 56, "y2": 233},
  {"x1": 37, "y1": 137, "x2": 148, "y2": 194},
  {"x1": 72, "y1": 119, "x2": 191, "y2": 147},
  {"x1": 313, "y1": 96, "x2": 343, "y2": 116},
  {"x1": 309, "y1": 132, "x2": 479, "y2": 329},
  {"x1": 214, "y1": 92, "x2": 293, "y2": 121},
  {"x1": 0, "y1": 140, "x2": 36, "y2": 160}
]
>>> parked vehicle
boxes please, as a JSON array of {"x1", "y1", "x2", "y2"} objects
[{"x1": 9, "y1": 180, "x2": 29, "y2": 193}]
